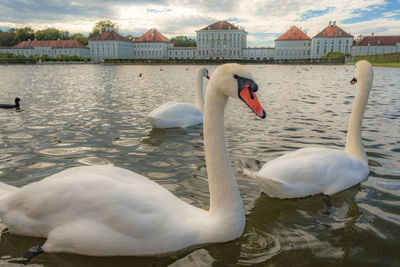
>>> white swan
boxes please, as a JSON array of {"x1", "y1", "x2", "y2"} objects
[
  {"x1": 147, "y1": 67, "x2": 209, "y2": 128},
  {"x1": 0, "y1": 63, "x2": 266, "y2": 257},
  {"x1": 244, "y1": 60, "x2": 373, "y2": 199}
]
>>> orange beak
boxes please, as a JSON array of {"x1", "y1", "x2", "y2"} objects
[{"x1": 239, "y1": 84, "x2": 266, "y2": 119}]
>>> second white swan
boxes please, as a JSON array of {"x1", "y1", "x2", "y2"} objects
[
  {"x1": 244, "y1": 60, "x2": 373, "y2": 199},
  {"x1": 147, "y1": 67, "x2": 209, "y2": 128}
]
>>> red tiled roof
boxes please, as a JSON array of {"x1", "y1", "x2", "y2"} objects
[
  {"x1": 134, "y1": 29, "x2": 170, "y2": 43},
  {"x1": 314, "y1": 24, "x2": 353, "y2": 38},
  {"x1": 201, "y1": 20, "x2": 239, "y2": 30},
  {"x1": 354, "y1": 36, "x2": 400, "y2": 46},
  {"x1": 276, "y1": 26, "x2": 310, "y2": 41},
  {"x1": 13, "y1": 40, "x2": 88, "y2": 49},
  {"x1": 89, "y1": 31, "x2": 131, "y2": 42}
]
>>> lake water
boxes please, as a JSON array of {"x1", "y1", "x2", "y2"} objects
[{"x1": 0, "y1": 64, "x2": 399, "y2": 266}]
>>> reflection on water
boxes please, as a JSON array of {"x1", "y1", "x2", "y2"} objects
[{"x1": 0, "y1": 64, "x2": 399, "y2": 266}]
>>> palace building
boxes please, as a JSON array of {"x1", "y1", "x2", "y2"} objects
[
  {"x1": 275, "y1": 26, "x2": 311, "y2": 60},
  {"x1": 352, "y1": 35, "x2": 400, "y2": 56},
  {"x1": 196, "y1": 20, "x2": 247, "y2": 59},
  {"x1": 88, "y1": 30, "x2": 133, "y2": 62},
  {"x1": 133, "y1": 29, "x2": 172, "y2": 59},
  {"x1": 1, "y1": 20, "x2": 397, "y2": 62},
  {"x1": 0, "y1": 39, "x2": 90, "y2": 58},
  {"x1": 311, "y1": 21, "x2": 353, "y2": 59}
]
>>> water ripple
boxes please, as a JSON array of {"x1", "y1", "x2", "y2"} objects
[{"x1": 0, "y1": 64, "x2": 399, "y2": 266}]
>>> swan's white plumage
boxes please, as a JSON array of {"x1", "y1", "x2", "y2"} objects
[
  {"x1": 245, "y1": 60, "x2": 373, "y2": 198},
  {"x1": 0, "y1": 165, "x2": 209, "y2": 255},
  {"x1": 147, "y1": 67, "x2": 208, "y2": 129},
  {"x1": 0, "y1": 63, "x2": 261, "y2": 256},
  {"x1": 245, "y1": 147, "x2": 369, "y2": 198}
]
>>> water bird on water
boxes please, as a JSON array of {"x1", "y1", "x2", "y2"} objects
[
  {"x1": 244, "y1": 60, "x2": 373, "y2": 205},
  {"x1": 0, "y1": 63, "x2": 266, "y2": 261},
  {"x1": 147, "y1": 67, "x2": 210, "y2": 128},
  {"x1": 0, "y1": 97, "x2": 21, "y2": 109}
]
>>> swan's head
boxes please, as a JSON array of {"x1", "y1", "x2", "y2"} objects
[
  {"x1": 198, "y1": 67, "x2": 210, "y2": 80},
  {"x1": 210, "y1": 63, "x2": 266, "y2": 118},
  {"x1": 350, "y1": 60, "x2": 373, "y2": 85}
]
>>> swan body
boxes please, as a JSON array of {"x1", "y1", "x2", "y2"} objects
[
  {"x1": 147, "y1": 67, "x2": 209, "y2": 128},
  {"x1": 245, "y1": 60, "x2": 373, "y2": 198},
  {"x1": 0, "y1": 97, "x2": 20, "y2": 109},
  {"x1": 244, "y1": 147, "x2": 369, "y2": 198},
  {"x1": 0, "y1": 63, "x2": 266, "y2": 256},
  {"x1": 147, "y1": 101, "x2": 203, "y2": 129}
]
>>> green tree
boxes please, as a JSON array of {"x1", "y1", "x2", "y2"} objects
[
  {"x1": 71, "y1": 33, "x2": 88, "y2": 45},
  {"x1": 126, "y1": 34, "x2": 136, "y2": 41},
  {"x1": 170, "y1": 36, "x2": 196, "y2": 47},
  {"x1": 35, "y1": 28, "x2": 69, "y2": 40},
  {"x1": 354, "y1": 34, "x2": 364, "y2": 45},
  {"x1": 0, "y1": 30, "x2": 15, "y2": 46},
  {"x1": 321, "y1": 52, "x2": 349, "y2": 60},
  {"x1": 13, "y1": 27, "x2": 35, "y2": 44},
  {"x1": 89, "y1": 20, "x2": 119, "y2": 39}
]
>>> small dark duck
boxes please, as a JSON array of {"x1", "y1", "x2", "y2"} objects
[{"x1": 0, "y1": 98, "x2": 21, "y2": 109}]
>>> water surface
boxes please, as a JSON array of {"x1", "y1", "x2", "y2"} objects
[{"x1": 0, "y1": 64, "x2": 399, "y2": 266}]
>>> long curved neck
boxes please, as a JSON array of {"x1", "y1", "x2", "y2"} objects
[
  {"x1": 344, "y1": 77, "x2": 371, "y2": 163},
  {"x1": 195, "y1": 71, "x2": 205, "y2": 112},
  {"x1": 203, "y1": 85, "x2": 243, "y2": 218}
]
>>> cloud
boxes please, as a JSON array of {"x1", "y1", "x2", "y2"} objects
[{"x1": 0, "y1": 0, "x2": 398, "y2": 46}]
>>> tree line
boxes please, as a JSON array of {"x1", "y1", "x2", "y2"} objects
[{"x1": 0, "y1": 20, "x2": 196, "y2": 47}]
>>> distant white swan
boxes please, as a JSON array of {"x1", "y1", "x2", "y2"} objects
[
  {"x1": 244, "y1": 60, "x2": 373, "y2": 199},
  {"x1": 147, "y1": 67, "x2": 209, "y2": 128},
  {"x1": 0, "y1": 63, "x2": 266, "y2": 258}
]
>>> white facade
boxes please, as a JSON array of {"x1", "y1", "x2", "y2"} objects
[
  {"x1": 88, "y1": 31, "x2": 133, "y2": 62},
  {"x1": 168, "y1": 48, "x2": 197, "y2": 59},
  {"x1": 275, "y1": 40, "x2": 311, "y2": 60},
  {"x1": 0, "y1": 40, "x2": 90, "y2": 59},
  {"x1": 311, "y1": 37, "x2": 353, "y2": 58},
  {"x1": 242, "y1": 48, "x2": 275, "y2": 60},
  {"x1": 0, "y1": 47, "x2": 90, "y2": 58},
  {"x1": 89, "y1": 40, "x2": 133, "y2": 62},
  {"x1": 134, "y1": 42, "x2": 171, "y2": 59},
  {"x1": 351, "y1": 36, "x2": 400, "y2": 56},
  {"x1": 352, "y1": 45, "x2": 399, "y2": 56},
  {"x1": 196, "y1": 21, "x2": 247, "y2": 59},
  {"x1": 311, "y1": 21, "x2": 353, "y2": 59},
  {"x1": 196, "y1": 30, "x2": 246, "y2": 59}
]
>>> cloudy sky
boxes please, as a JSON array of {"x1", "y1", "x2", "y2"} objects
[{"x1": 0, "y1": 0, "x2": 399, "y2": 46}]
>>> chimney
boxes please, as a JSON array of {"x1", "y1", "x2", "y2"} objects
[
  {"x1": 329, "y1": 21, "x2": 331, "y2": 26},
  {"x1": 372, "y1": 32, "x2": 374, "y2": 36},
  {"x1": 333, "y1": 21, "x2": 336, "y2": 26}
]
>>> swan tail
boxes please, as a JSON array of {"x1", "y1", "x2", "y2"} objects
[
  {"x1": 243, "y1": 168, "x2": 291, "y2": 198},
  {"x1": 243, "y1": 168, "x2": 261, "y2": 180}
]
